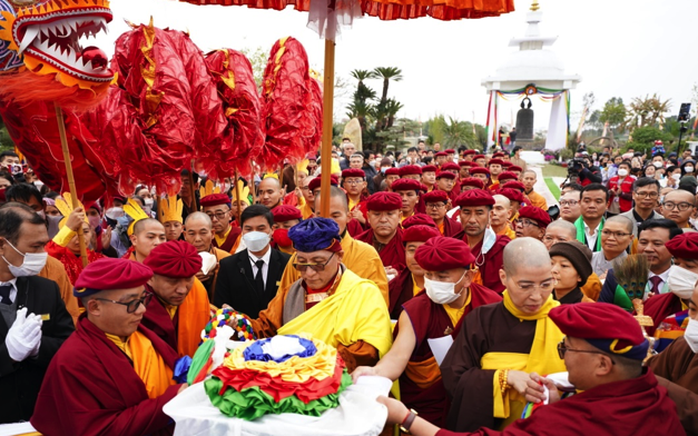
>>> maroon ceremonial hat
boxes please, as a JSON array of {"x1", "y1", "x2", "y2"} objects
[
  {"x1": 455, "y1": 189, "x2": 495, "y2": 208},
  {"x1": 498, "y1": 188, "x2": 525, "y2": 204},
  {"x1": 200, "y1": 193, "x2": 231, "y2": 208},
  {"x1": 366, "y1": 192, "x2": 403, "y2": 211},
  {"x1": 403, "y1": 213, "x2": 437, "y2": 229},
  {"x1": 306, "y1": 153, "x2": 317, "y2": 161},
  {"x1": 549, "y1": 303, "x2": 649, "y2": 361},
  {"x1": 665, "y1": 233, "x2": 698, "y2": 260},
  {"x1": 415, "y1": 237, "x2": 476, "y2": 271},
  {"x1": 501, "y1": 161, "x2": 513, "y2": 169},
  {"x1": 460, "y1": 178, "x2": 485, "y2": 189},
  {"x1": 74, "y1": 258, "x2": 153, "y2": 297},
  {"x1": 422, "y1": 165, "x2": 437, "y2": 173},
  {"x1": 399, "y1": 165, "x2": 423, "y2": 176},
  {"x1": 463, "y1": 150, "x2": 477, "y2": 156},
  {"x1": 441, "y1": 162, "x2": 460, "y2": 172},
  {"x1": 445, "y1": 149, "x2": 456, "y2": 154},
  {"x1": 488, "y1": 158, "x2": 504, "y2": 166},
  {"x1": 469, "y1": 167, "x2": 490, "y2": 176},
  {"x1": 518, "y1": 206, "x2": 551, "y2": 228},
  {"x1": 423, "y1": 190, "x2": 450, "y2": 203},
  {"x1": 84, "y1": 201, "x2": 101, "y2": 214},
  {"x1": 502, "y1": 181, "x2": 526, "y2": 192},
  {"x1": 309, "y1": 174, "x2": 339, "y2": 192},
  {"x1": 492, "y1": 152, "x2": 505, "y2": 158},
  {"x1": 509, "y1": 165, "x2": 523, "y2": 172},
  {"x1": 342, "y1": 168, "x2": 365, "y2": 179},
  {"x1": 497, "y1": 171, "x2": 518, "y2": 182},
  {"x1": 272, "y1": 205, "x2": 302, "y2": 223},
  {"x1": 385, "y1": 167, "x2": 401, "y2": 176},
  {"x1": 458, "y1": 161, "x2": 474, "y2": 167},
  {"x1": 391, "y1": 178, "x2": 422, "y2": 192},
  {"x1": 403, "y1": 225, "x2": 442, "y2": 244},
  {"x1": 473, "y1": 154, "x2": 486, "y2": 161},
  {"x1": 144, "y1": 240, "x2": 203, "y2": 279},
  {"x1": 436, "y1": 171, "x2": 457, "y2": 180},
  {"x1": 435, "y1": 151, "x2": 448, "y2": 157}
]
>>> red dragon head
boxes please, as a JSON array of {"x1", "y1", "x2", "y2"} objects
[{"x1": 0, "y1": 0, "x2": 114, "y2": 107}]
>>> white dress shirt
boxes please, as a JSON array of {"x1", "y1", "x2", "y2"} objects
[
  {"x1": 249, "y1": 248, "x2": 272, "y2": 288},
  {"x1": 0, "y1": 277, "x2": 18, "y2": 304}
]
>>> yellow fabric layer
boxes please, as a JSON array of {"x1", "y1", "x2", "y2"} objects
[
  {"x1": 480, "y1": 291, "x2": 566, "y2": 427},
  {"x1": 53, "y1": 225, "x2": 75, "y2": 247},
  {"x1": 405, "y1": 355, "x2": 441, "y2": 389},
  {"x1": 214, "y1": 226, "x2": 232, "y2": 248},
  {"x1": 130, "y1": 330, "x2": 175, "y2": 399},
  {"x1": 223, "y1": 334, "x2": 335, "y2": 383},
  {"x1": 177, "y1": 279, "x2": 212, "y2": 358},
  {"x1": 277, "y1": 268, "x2": 393, "y2": 359},
  {"x1": 300, "y1": 202, "x2": 315, "y2": 220},
  {"x1": 443, "y1": 291, "x2": 472, "y2": 327},
  {"x1": 348, "y1": 197, "x2": 359, "y2": 212},
  {"x1": 105, "y1": 333, "x2": 132, "y2": 360},
  {"x1": 412, "y1": 274, "x2": 421, "y2": 297}
]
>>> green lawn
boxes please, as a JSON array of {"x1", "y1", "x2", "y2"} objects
[
  {"x1": 545, "y1": 178, "x2": 561, "y2": 201},
  {"x1": 541, "y1": 164, "x2": 568, "y2": 178}
]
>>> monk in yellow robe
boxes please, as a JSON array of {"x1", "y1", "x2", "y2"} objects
[{"x1": 252, "y1": 217, "x2": 393, "y2": 371}]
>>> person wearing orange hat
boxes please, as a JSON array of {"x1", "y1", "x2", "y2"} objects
[
  {"x1": 490, "y1": 194, "x2": 516, "y2": 240},
  {"x1": 356, "y1": 192, "x2": 406, "y2": 278},
  {"x1": 141, "y1": 241, "x2": 211, "y2": 358},
  {"x1": 32, "y1": 258, "x2": 187, "y2": 436},
  {"x1": 270, "y1": 205, "x2": 302, "y2": 255},
  {"x1": 392, "y1": 178, "x2": 423, "y2": 222},
  {"x1": 200, "y1": 193, "x2": 242, "y2": 255},
  {"x1": 514, "y1": 206, "x2": 551, "y2": 240},
  {"x1": 421, "y1": 165, "x2": 438, "y2": 192},
  {"x1": 378, "y1": 302, "x2": 684, "y2": 436},
  {"x1": 423, "y1": 190, "x2": 460, "y2": 237},
  {"x1": 454, "y1": 189, "x2": 510, "y2": 294},
  {"x1": 354, "y1": 236, "x2": 501, "y2": 429},
  {"x1": 252, "y1": 218, "x2": 392, "y2": 372},
  {"x1": 386, "y1": 224, "x2": 441, "y2": 319}
]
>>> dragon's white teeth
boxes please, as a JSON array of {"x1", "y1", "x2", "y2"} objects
[{"x1": 18, "y1": 25, "x2": 40, "y2": 54}]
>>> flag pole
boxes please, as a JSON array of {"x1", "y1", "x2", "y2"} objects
[{"x1": 319, "y1": 38, "x2": 335, "y2": 218}]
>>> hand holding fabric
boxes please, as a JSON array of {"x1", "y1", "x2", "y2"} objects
[{"x1": 5, "y1": 308, "x2": 43, "y2": 362}]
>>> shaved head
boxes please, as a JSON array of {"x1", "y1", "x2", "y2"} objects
[
  {"x1": 259, "y1": 177, "x2": 281, "y2": 190},
  {"x1": 133, "y1": 218, "x2": 163, "y2": 235},
  {"x1": 605, "y1": 215, "x2": 633, "y2": 233},
  {"x1": 184, "y1": 211, "x2": 213, "y2": 229},
  {"x1": 315, "y1": 186, "x2": 349, "y2": 212},
  {"x1": 546, "y1": 219, "x2": 577, "y2": 239},
  {"x1": 493, "y1": 194, "x2": 511, "y2": 208},
  {"x1": 503, "y1": 237, "x2": 551, "y2": 275}
]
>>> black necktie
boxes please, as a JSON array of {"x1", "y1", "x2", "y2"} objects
[
  {"x1": 254, "y1": 259, "x2": 265, "y2": 293},
  {"x1": 0, "y1": 284, "x2": 12, "y2": 305}
]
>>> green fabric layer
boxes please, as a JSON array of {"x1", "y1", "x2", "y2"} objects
[
  {"x1": 205, "y1": 370, "x2": 352, "y2": 421},
  {"x1": 188, "y1": 339, "x2": 216, "y2": 385}
]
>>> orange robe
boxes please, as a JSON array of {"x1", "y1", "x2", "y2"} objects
[
  {"x1": 526, "y1": 189, "x2": 548, "y2": 210},
  {"x1": 39, "y1": 256, "x2": 81, "y2": 325}
]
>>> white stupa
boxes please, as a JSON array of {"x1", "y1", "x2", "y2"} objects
[{"x1": 481, "y1": 1, "x2": 581, "y2": 151}]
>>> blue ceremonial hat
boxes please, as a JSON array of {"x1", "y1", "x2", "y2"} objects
[{"x1": 287, "y1": 217, "x2": 342, "y2": 253}]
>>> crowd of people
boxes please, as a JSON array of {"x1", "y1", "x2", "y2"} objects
[{"x1": 1, "y1": 138, "x2": 698, "y2": 435}]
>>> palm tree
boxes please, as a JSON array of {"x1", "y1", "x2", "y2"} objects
[
  {"x1": 373, "y1": 67, "x2": 403, "y2": 104},
  {"x1": 350, "y1": 69, "x2": 377, "y2": 88},
  {"x1": 346, "y1": 100, "x2": 373, "y2": 132},
  {"x1": 384, "y1": 99, "x2": 404, "y2": 129},
  {"x1": 625, "y1": 94, "x2": 671, "y2": 131}
]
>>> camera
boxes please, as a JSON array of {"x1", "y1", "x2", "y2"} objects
[
  {"x1": 9, "y1": 164, "x2": 22, "y2": 176},
  {"x1": 567, "y1": 157, "x2": 586, "y2": 177}
]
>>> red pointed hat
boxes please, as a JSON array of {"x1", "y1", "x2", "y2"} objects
[
  {"x1": 455, "y1": 189, "x2": 495, "y2": 207},
  {"x1": 366, "y1": 192, "x2": 403, "y2": 211},
  {"x1": 74, "y1": 258, "x2": 153, "y2": 296},
  {"x1": 200, "y1": 193, "x2": 231, "y2": 208},
  {"x1": 399, "y1": 165, "x2": 423, "y2": 176},
  {"x1": 144, "y1": 240, "x2": 203, "y2": 279},
  {"x1": 423, "y1": 190, "x2": 449, "y2": 203},
  {"x1": 665, "y1": 232, "x2": 698, "y2": 260},
  {"x1": 518, "y1": 206, "x2": 552, "y2": 228},
  {"x1": 497, "y1": 171, "x2": 518, "y2": 182},
  {"x1": 550, "y1": 302, "x2": 649, "y2": 361},
  {"x1": 441, "y1": 162, "x2": 460, "y2": 172},
  {"x1": 341, "y1": 168, "x2": 365, "y2": 179},
  {"x1": 402, "y1": 213, "x2": 437, "y2": 229},
  {"x1": 422, "y1": 165, "x2": 437, "y2": 173},
  {"x1": 385, "y1": 167, "x2": 401, "y2": 176},
  {"x1": 272, "y1": 205, "x2": 302, "y2": 222},
  {"x1": 460, "y1": 177, "x2": 485, "y2": 189},
  {"x1": 391, "y1": 178, "x2": 422, "y2": 192},
  {"x1": 308, "y1": 174, "x2": 339, "y2": 192},
  {"x1": 415, "y1": 237, "x2": 475, "y2": 271},
  {"x1": 403, "y1": 225, "x2": 442, "y2": 244},
  {"x1": 436, "y1": 171, "x2": 457, "y2": 180},
  {"x1": 469, "y1": 167, "x2": 490, "y2": 175}
]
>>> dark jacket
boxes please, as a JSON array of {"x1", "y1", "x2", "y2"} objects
[
  {"x1": 214, "y1": 248, "x2": 291, "y2": 318},
  {"x1": 0, "y1": 275, "x2": 75, "y2": 423}
]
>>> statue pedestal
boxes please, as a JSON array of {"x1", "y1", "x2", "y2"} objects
[{"x1": 513, "y1": 139, "x2": 536, "y2": 150}]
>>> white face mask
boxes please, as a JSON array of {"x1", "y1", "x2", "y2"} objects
[
  {"x1": 618, "y1": 169, "x2": 629, "y2": 177},
  {"x1": 672, "y1": 173, "x2": 682, "y2": 181},
  {"x1": 242, "y1": 231, "x2": 270, "y2": 253},
  {"x1": 685, "y1": 166, "x2": 695, "y2": 173},
  {"x1": 424, "y1": 270, "x2": 467, "y2": 305},
  {"x1": 2, "y1": 239, "x2": 48, "y2": 277},
  {"x1": 667, "y1": 265, "x2": 698, "y2": 299},
  {"x1": 653, "y1": 161, "x2": 663, "y2": 168},
  {"x1": 144, "y1": 198, "x2": 154, "y2": 208},
  {"x1": 684, "y1": 318, "x2": 698, "y2": 353}
]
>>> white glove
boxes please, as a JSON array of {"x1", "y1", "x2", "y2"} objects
[
  {"x1": 5, "y1": 308, "x2": 42, "y2": 362},
  {"x1": 26, "y1": 313, "x2": 43, "y2": 357}
]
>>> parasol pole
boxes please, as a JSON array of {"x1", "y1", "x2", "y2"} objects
[
  {"x1": 54, "y1": 103, "x2": 89, "y2": 268},
  {"x1": 188, "y1": 161, "x2": 197, "y2": 210},
  {"x1": 319, "y1": 39, "x2": 335, "y2": 217},
  {"x1": 234, "y1": 170, "x2": 242, "y2": 224}
]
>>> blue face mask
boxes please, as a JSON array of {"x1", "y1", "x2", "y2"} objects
[
  {"x1": 381, "y1": 167, "x2": 388, "y2": 175},
  {"x1": 116, "y1": 216, "x2": 131, "y2": 230}
]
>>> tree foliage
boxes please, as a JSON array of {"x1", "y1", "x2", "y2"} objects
[
  {"x1": 625, "y1": 126, "x2": 673, "y2": 154},
  {"x1": 598, "y1": 97, "x2": 627, "y2": 130},
  {"x1": 625, "y1": 94, "x2": 671, "y2": 130}
]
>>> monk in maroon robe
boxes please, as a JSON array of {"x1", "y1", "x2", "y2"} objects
[
  {"x1": 201, "y1": 193, "x2": 242, "y2": 254},
  {"x1": 32, "y1": 258, "x2": 185, "y2": 436},
  {"x1": 453, "y1": 189, "x2": 510, "y2": 294},
  {"x1": 423, "y1": 189, "x2": 461, "y2": 238},
  {"x1": 356, "y1": 192, "x2": 407, "y2": 274}
]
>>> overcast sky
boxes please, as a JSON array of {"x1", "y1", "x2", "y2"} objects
[{"x1": 95, "y1": 0, "x2": 698, "y2": 130}]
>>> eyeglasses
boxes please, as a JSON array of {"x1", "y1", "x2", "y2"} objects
[
  {"x1": 206, "y1": 211, "x2": 230, "y2": 221},
  {"x1": 293, "y1": 253, "x2": 335, "y2": 272},
  {"x1": 514, "y1": 218, "x2": 539, "y2": 228},
  {"x1": 663, "y1": 201, "x2": 695, "y2": 211},
  {"x1": 514, "y1": 279, "x2": 554, "y2": 293},
  {"x1": 601, "y1": 230, "x2": 632, "y2": 238},
  {"x1": 343, "y1": 179, "x2": 363, "y2": 185},
  {"x1": 634, "y1": 191, "x2": 659, "y2": 199},
  {"x1": 426, "y1": 202, "x2": 446, "y2": 210},
  {"x1": 96, "y1": 293, "x2": 152, "y2": 314},
  {"x1": 557, "y1": 340, "x2": 615, "y2": 364},
  {"x1": 559, "y1": 200, "x2": 578, "y2": 207}
]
